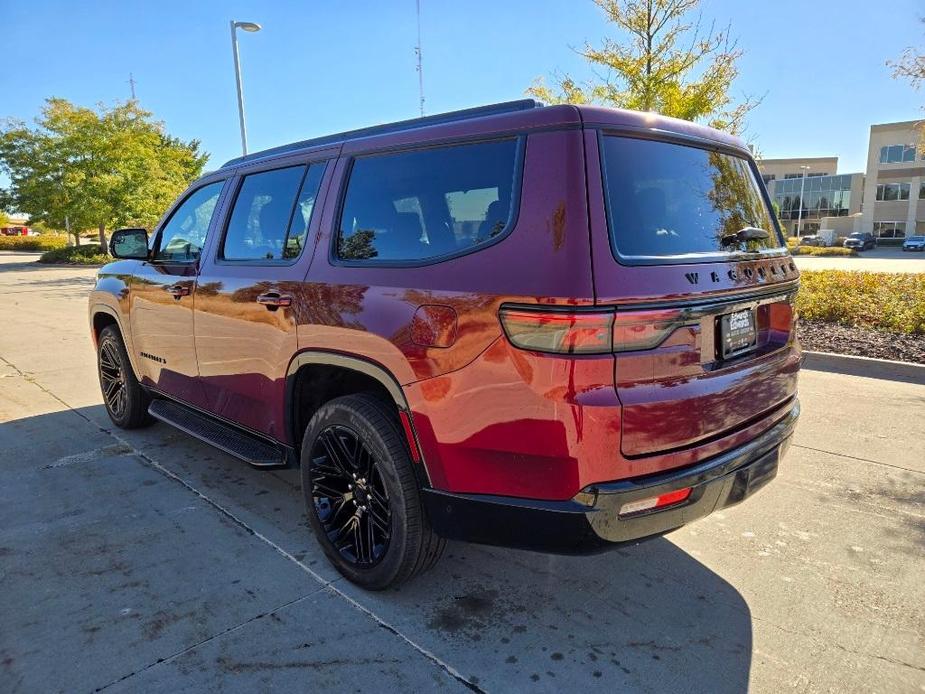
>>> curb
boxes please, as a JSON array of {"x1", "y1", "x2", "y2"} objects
[{"x1": 802, "y1": 350, "x2": 925, "y2": 385}]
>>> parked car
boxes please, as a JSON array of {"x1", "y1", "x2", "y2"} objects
[
  {"x1": 799, "y1": 234, "x2": 821, "y2": 246},
  {"x1": 843, "y1": 232, "x2": 876, "y2": 250},
  {"x1": 89, "y1": 100, "x2": 801, "y2": 589},
  {"x1": 0, "y1": 226, "x2": 38, "y2": 236},
  {"x1": 902, "y1": 235, "x2": 925, "y2": 251}
]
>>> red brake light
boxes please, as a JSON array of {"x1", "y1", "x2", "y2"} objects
[{"x1": 499, "y1": 308, "x2": 614, "y2": 354}]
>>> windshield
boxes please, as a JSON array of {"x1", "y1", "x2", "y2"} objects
[
  {"x1": 601, "y1": 135, "x2": 784, "y2": 261},
  {"x1": 908, "y1": 236, "x2": 925, "y2": 241}
]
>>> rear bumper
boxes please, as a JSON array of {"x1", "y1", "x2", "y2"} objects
[{"x1": 423, "y1": 400, "x2": 799, "y2": 554}]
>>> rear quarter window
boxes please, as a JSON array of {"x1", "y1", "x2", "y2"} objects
[
  {"x1": 601, "y1": 135, "x2": 784, "y2": 263},
  {"x1": 335, "y1": 139, "x2": 521, "y2": 264}
]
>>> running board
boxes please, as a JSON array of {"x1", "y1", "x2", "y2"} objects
[{"x1": 148, "y1": 399, "x2": 287, "y2": 468}]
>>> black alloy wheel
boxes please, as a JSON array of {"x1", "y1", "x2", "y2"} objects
[
  {"x1": 309, "y1": 424, "x2": 392, "y2": 566},
  {"x1": 96, "y1": 325, "x2": 153, "y2": 429},
  {"x1": 300, "y1": 393, "x2": 445, "y2": 589}
]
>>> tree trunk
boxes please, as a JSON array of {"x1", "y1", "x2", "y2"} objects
[{"x1": 98, "y1": 224, "x2": 107, "y2": 255}]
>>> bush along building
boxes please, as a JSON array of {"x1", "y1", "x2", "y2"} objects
[{"x1": 759, "y1": 119, "x2": 925, "y2": 244}]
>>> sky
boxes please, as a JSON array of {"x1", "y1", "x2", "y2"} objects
[{"x1": 1, "y1": 0, "x2": 923, "y2": 175}]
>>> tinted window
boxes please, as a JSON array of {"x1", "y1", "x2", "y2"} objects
[
  {"x1": 336, "y1": 140, "x2": 519, "y2": 262},
  {"x1": 223, "y1": 164, "x2": 324, "y2": 261},
  {"x1": 155, "y1": 181, "x2": 224, "y2": 262},
  {"x1": 601, "y1": 136, "x2": 782, "y2": 259}
]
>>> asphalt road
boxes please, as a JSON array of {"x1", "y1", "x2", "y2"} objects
[
  {"x1": 1, "y1": 251, "x2": 923, "y2": 693},
  {"x1": 793, "y1": 246, "x2": 925, "y2": 273}
]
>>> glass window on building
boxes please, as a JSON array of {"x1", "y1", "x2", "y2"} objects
[
  {"x1": 873, "y1": 221, "x2": 906, "y2": 238},
  {"x1": 876, "y1": 182, "x2": 913, "y2": 201},
  {"x1": 879, "y1": 144, "x2": 917, "y2": 164},
  {"x1": 919, "y1": 182, "x2": 925, "y2": 199}
]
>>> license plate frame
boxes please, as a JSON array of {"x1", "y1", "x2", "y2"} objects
[{"x1": 719, "y1": 308, "x2": 757, "y2": 359}]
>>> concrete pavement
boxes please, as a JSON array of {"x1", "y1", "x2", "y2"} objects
[
  {"x1": 1, "y1": 251, "x2": 923, "y2": 693},
  {"x1": 793, "y1": 246, "x2": 925, "y2": 273}
]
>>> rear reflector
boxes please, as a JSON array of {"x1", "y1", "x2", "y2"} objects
[
  {"x1": 499, "y1": 308, "x2": 614, "y2": 354},
  {"x1": 619, "y1": 487, "x2": 692, "y2": 516}
]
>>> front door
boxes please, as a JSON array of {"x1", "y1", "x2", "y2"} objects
[
  {"x1": 130, "y1": 180, "x2": 227, "y2": 407},
  {"x1": 194, "y1": 158, "x2": 330, "y2": 440}
]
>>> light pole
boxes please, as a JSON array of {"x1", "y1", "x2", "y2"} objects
[
  {"x1": 796, "y1": 165, "x2": 810, "y2": 237},
  {"x1": 230, "y1": 20, "x2": 261, "y2": 155}
]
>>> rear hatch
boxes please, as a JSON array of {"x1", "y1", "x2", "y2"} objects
[{"x1": 589, "y1": 131, "x2": 800, "y2": 458}]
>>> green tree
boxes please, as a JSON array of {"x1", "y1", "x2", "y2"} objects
[
  {"x1": 0, "y1": 98, "x2": 208, "y2": 252},
  {"x1": 888, "y1": 17, "x2": 925, "y2": 151},
  {"x1": 528, "y1": 0, "x2": 758, "y2": 134}
]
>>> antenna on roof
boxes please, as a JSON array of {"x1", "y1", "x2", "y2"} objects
[
  {"x1": 414, "y1": 0, "x2": 425, "y2": 117},
  {"x1": 128, "y1": 73, "x2": 137, "y2": 100}
]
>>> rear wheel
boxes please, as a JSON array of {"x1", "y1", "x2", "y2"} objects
[
  {"x1": 300, "y1": 393, "x2": 444, "y2": 589},
  {"x1": 97, "y1": 325, "x2": 152, "y2": 429}
]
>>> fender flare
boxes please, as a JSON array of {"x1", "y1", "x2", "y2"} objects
[
  {"x1": 89, "y1": 303, "x2": 142, "y2": 380},
  {"x1": 285, "y1": 350, "x2": 431, "y2": 484}
]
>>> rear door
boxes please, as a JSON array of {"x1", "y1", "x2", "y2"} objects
[
  {"x1": 193, "y1": 154, "x2": 332, "y2": 440},
  {"x1": 585, "y1": 130, "x2": 801, "y2": 458}
]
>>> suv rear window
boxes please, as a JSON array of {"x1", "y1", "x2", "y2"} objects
[
  {"x1": 336, "y1": 139, "x2": 519, "y2": 263},
  {"x1": 601, "y1": 135, "x2": 783, "y2": 262}
]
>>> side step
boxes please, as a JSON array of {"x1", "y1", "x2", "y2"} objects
[{"x1": 148, "y1": 399, "x2": 287, "y2": 468}]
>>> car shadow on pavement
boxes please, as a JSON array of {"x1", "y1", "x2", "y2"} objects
[{"x1": 0, "y1": 405, "x2": 753, "y2": 693}]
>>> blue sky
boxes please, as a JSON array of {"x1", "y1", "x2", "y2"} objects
[{"x1": 2, "y1": 0, "x2": 923, "y2": 174}]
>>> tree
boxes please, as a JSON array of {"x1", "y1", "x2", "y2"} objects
[
  {"x1": 888, "y1": 17, "x2": 925, "y2": 151},
  {"x1": 528, "y1": 0, "x2": 758, "y2": 134},
  {"x1": 0, "y1": 98, "x2": 208, "y2": 252}
]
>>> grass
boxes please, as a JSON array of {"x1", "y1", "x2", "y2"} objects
[
  {"x1": 790, "y1": 245, "x2": 857, "y2": 257},
  {"x1": 0, "y1": 235, "x2": 69, "y2": 252},
  {"x1": 38, "y1": 244, "x2": 110, "y2": 265},
  {"x1": 797, "y1": 270, "x2": 925, "y2": 335}
]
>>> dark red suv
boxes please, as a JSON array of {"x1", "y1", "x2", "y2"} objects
[{"x1": 89, "y1": 100, "x2": 800, "y2": 589}]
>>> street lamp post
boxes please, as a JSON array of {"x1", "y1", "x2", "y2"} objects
[
  {"x1": 796, "y1": 165, "x2": 810, "y2": 237},
  {"x1": 230, "y1": 20, "x2": 262, "y2": 155}
]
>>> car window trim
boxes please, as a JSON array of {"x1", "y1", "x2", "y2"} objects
[
  {"x1": 595, "y1": 128, "x2": 789, "y2": 267},
  {"x1": 329, "y1": 135, "x2": 526, "y2": 269},
  {"x1": 214, "y1": 160, "x2": 330, "y2": 267},
  {"x1": 150, "y1": 178, "x2": 229, "y2": 265}
]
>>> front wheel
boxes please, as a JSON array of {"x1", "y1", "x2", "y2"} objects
[
  {"x1": 300, "y1": 393, "x2": 445, "y2": 589},
  {"x1": 97, "y1": 325, "x2": 153, "y2": 429}
]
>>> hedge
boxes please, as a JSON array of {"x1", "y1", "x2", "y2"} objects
[
  {"x1": 790, "y1": 246, "x2": 857, "y2": 257},
  {"x1": 0, "y1": 235, "x2": 69, "y2": 252},
  {"x1": 38, "y1": 245, "x2": 109, "y2": 265},
  {"x1": 796, "y1": 270, "x2": 925, "y2": 335}
]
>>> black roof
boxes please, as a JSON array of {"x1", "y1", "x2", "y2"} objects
[{"x1": 220, "y1": 99, "x2": 543, "y2": 169}]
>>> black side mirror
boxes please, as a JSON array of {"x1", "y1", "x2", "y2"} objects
[{"x1": 110, "y1": 228, "x2": 149, "y2": 260}]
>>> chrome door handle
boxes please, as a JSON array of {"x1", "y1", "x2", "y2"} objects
[
  {"x1": 255, "y1": 292, "x2": 293, "y2": 309},
  {"x1": 165, "y1": 284, "x2": 190, "y2": 299}
]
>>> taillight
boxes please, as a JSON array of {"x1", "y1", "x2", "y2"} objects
[
  {"x1": 499, "y1": 308, "x2": 614, "y2": 354},
  {"x1": 499, "y1": 305, "x2": 684, "y2": 355},
  {"x1": 612, "y1": 307, "x2": 683, "y2": 352}
]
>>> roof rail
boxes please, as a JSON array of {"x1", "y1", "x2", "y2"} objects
[{"x1": 221, "y1": 99, "x2": 544, "y2": 168}]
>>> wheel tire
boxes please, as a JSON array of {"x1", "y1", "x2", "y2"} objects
[
  {"x1": 300, "y1": 393, "x2": 445, "y2": 590},
  {"x1": 97, "y1": 325, "x2": 153, "y2": 429}
]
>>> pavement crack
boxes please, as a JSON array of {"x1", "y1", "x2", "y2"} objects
[
  {"x1": 792, "y1": 443, "x2": 925, "y2": 476},
  {"x1": 93, "y1": 590, "x2": 323, "y2": 692}
]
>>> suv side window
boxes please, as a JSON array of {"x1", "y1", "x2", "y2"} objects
[
  {"x1": 336, "y1": 139, "x2": 519, "y2": 263},
  {"x1": 154, "y1": 181, "x2": 225, "y2": 262},
  {"x1": 222, "y1": 163, "x2": 325, "y2": 261}
]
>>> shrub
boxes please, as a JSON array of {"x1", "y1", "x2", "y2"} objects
[
  {"x1": 797, "y1": 270, "x2": 925, "y2": 335},
  {"x1": 786, "y1": 236, "x2": 800, "y2": 248},
  {"x1": 790, "y1": 245, "x2": 857, "y2": 256},
  {"x1": 0, "y1": 234, "x2": 69, "y2": 252},
  {"x1": 38, "y1": 244, "x2": 110, "y2": 265}
]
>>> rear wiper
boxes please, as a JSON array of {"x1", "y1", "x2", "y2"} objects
[{"x1": 721, "y1": 226, "x2": 770, "y2": 246}]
